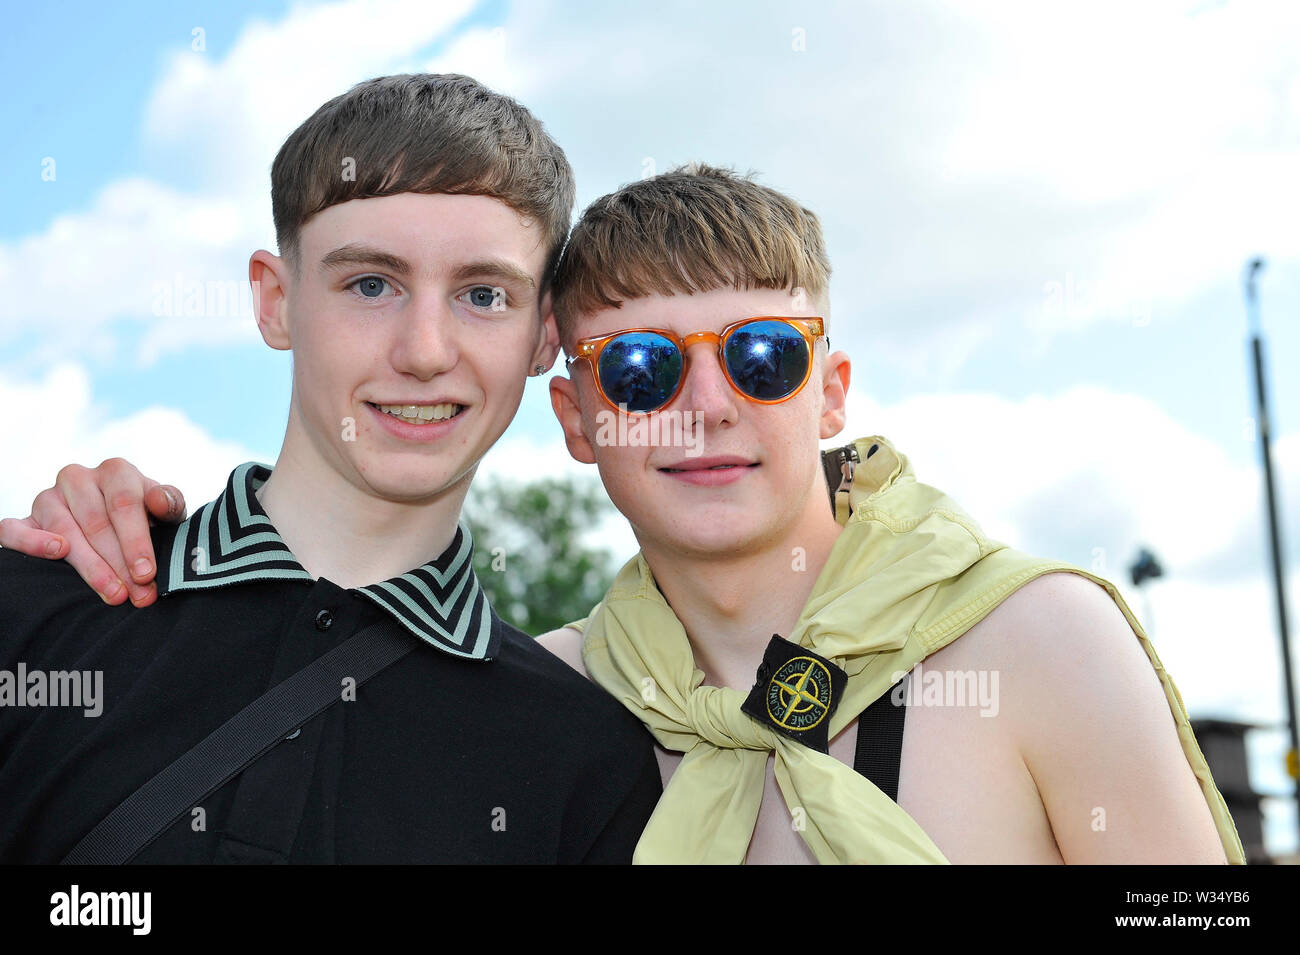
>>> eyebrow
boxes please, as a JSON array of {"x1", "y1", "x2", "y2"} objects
[
  {"x1": 450, "y1": 259, "x2": 536, "y2": 292},
  {"x1": 317, "y1": 247, "x2": 536, "y2": 292},
  {"x1": 319, "y1": 244, "x2": 413, "y2": 275}
]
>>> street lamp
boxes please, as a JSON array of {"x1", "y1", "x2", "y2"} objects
[{"x1": 1242, "y1": 257, "x2": 1299, "y2": 839}]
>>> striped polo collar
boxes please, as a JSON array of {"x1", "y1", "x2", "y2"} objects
[{"x1": 158, "y1": 462, "x2": 498, "y2": 661}]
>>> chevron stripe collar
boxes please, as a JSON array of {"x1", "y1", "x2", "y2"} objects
[{"x1": 157, "y1": 462, "x2": 498, "y2": 661}]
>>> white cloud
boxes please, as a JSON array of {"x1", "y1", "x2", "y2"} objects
[
  {"x1": 142, "y1": 0, "x2": 479, "y2": 191},
  {"x1": 424, "y1": 25, "x2": 532, "y2": 96},
  {"x1": 1, "y1": 0, "x2": 478, "y2": 364},
  {"x1": 0, "y1": 364, "x2": 261, "y2": 522},
  {"x1": 484, "y1": 0, "x2": 1300, "y2": 372},
  {"x1": 837, "y1": 384, "x2": 1300, "y2": 573},
  {"x1": 0, "y1": 179, "x2": 263, "y2": 349},
  {"x1": 11, "y1": 0, "x2": 1300, "y2": 375}
]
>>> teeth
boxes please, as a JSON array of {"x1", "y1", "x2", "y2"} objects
[{"x1": 375, "y1": 403, "x2": 461, "y2": 424}]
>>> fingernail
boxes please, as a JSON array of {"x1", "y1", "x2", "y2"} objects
[
  {"x1": 133, "y1": 558, "x2": 152, "y2": 578},
  {"x1": 104, "y1": 580, "x2": 125, "y2": 601},
  {"x1": 45, "y1": 538, "x2": 63, "y2": 557},
  {"x1": 162, "y1": 488, "x2": 177, "y2": 514}
]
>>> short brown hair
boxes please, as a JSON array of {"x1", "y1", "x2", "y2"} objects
[
  {"x1": 552, "y1": 163, "x2": 831, "y2": 343},
  {"x1": 271, "y1": 73, "x2": 574, "y2": 284}
]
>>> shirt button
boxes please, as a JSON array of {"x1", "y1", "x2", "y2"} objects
[{"x1": 315, "y1": 609, "x2": 334, "y2": 631}]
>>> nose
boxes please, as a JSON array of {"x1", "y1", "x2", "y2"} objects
[
  {"x1": 675, "y1": 339, "x2": 740, "y2": 428},
  {"x1": 389, "y1": 292, "x2": 460, "y2": 379}
]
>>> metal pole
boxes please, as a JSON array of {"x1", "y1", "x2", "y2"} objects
[{"x1": 1244, "y1": 257, "x2": 1300, "y2": 842}]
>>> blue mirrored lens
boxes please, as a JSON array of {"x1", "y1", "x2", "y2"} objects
[
  {"x1": 597, "y1": 332, "x2": 683, "y2": 412},
  {"x1": 723, "y1": 321, "x2": 809, "y2": 400}
]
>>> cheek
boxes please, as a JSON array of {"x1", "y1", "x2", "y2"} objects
[
  {"x1": 478, "y1": 348, "x2": 527, "y2": 403},
  {"x1": 589, "y1": 445, "x2": 650, "y2": 509},
  {"x1": 300, "y1": 328, "x2": 358, "y2": 386},
  {"x1": 481, "y1": 323, "x2": 539, "y2": 379},
  {"x1": 465, "y1": 338, "x2": 534, "y2": 432},
  {"x1": 292, "y1": 315, "x2": 379, "y2": 413},
  {"x1": 487, "y1": 376, "x2": 527, "y2": 422},
  {"x1": 752, "y1": 408, "x2": 822, "y2": 489}
]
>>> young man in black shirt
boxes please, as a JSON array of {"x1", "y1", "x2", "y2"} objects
[{"x1": 0, "y1": 73, "x2": 660, "y2": 863}]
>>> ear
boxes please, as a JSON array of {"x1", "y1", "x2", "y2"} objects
[
  {"x1": 531, "y1": 290, "x2": 562, "y2": 372},
  {"x1": 249, "y1": 250, "x2": 292, "y2": 351},
  {"x1": 549, "y1": 374, "x2": 597, "y2": 465},
  {"x1": 818, "y1": 349, "x2": 852, "y2": 440}
]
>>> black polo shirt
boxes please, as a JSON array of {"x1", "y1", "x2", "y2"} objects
[{"x1": 0, "y1": 463, "x2": 661, "y2": 863}]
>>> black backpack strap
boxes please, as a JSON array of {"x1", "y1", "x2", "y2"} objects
[
  {"x1": 62, "y1": 619, "x2": 416, "y2": 865},
  {"x1": 852, "y1": 671, "x2": 909, "y2": 803}
]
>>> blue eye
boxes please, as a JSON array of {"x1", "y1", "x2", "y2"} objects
[
  {"x1": 353, "y1": 276, "x2": 390, "y2": 298},
  {"x1": 467, "y1": 286, "x2": 504, "y2": 309}
]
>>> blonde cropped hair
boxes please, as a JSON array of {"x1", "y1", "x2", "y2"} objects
[{"x1": 553, "y1": 163, "x2": 831, "y2": 342}]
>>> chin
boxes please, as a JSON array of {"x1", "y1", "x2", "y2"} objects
[
  {"x1": 639, "y1": 513, "x2": 782, "y2": 560},
  {"x1": 358, "y1": 455, "x2": 474, "y2": 501}
]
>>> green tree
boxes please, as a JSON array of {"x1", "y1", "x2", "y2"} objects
[{"x1": 463, "y1": 474, "x2": 619, "y2": 635}]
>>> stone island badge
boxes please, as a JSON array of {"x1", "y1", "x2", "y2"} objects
[{"x1": 741, "y1": 634, "x2": 848, "y2": 753}]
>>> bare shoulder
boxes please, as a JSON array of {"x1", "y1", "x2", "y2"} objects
[
  {"x1": 998, "y1": 570, "x2": 1137, "y2": 651},
  {"x1": 534, "y1": 626, "x2": 590, "y2": 679},
  {"x1": 985, "y1": 571, "x2": 1171, "y2": 709},
  {"x1": 949, "y1": 567, "x2": 1116, "y2": 639},
  {"x1": 894, "y1": 570, "x2": 1227, "y2": 863},
  {"x1": 966, "y1": 570, "x2": 1168, "y2": 727},
  {"x1": 986, "y1": 571, "x2": 1228, "y2": 863},
  {"x1": 910, "y1": 571, "x2": 1099, "y2": 671},
  {"x1": 927, "y1": 571, "x2": 1140, "y2": 676}
]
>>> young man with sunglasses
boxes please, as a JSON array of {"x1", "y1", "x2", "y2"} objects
[
  {"x1": 0, "y1": 73, "x2": 662, "y2": 864},
  {"x1": 4, "y1": 163, "x2": 1244, "y2": 865},
  {"x1": 530, "y1": 165, "x2": 1242, "y2": 863}
]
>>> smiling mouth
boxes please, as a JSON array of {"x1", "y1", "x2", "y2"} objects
[
  {"x1": 659, "y1": 463, "x2": 759, "y2": 472},
  {"x1": 368, "y1": 402, "x2": 465, "y2": 425}
]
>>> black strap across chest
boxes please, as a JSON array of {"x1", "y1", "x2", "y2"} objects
[
  {"x1": 62, "y1": 619, "x2": 416, "y2": 865},
  {"x1": 851, "y1": 672, "x2": 909, "y2": 802}
]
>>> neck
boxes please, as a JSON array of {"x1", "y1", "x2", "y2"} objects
[
  {"x1": 255, "y1": 419, "x2": 469, "y2": 590},
  {"x1": 640, "y1": 493, "x2": 844, "y2": 691}
]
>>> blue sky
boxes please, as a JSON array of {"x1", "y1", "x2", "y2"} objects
[{"x1": 2, "y1": 0, "x2": 1299, "y2": 855}]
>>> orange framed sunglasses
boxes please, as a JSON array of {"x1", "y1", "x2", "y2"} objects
[{"x1": 565, "y1": 316, "x2": 826, "y2": 415}]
